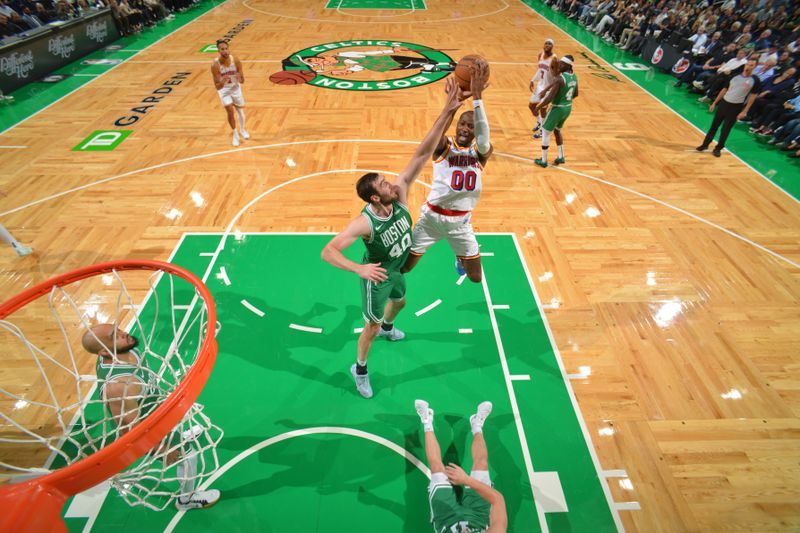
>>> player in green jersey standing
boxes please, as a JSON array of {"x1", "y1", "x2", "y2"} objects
[
  {"x1": 322, "y1": 78, "x2": 466, "y2": 399},
  {"x1": 532, "y1": 55, "x2": 578, "y2": 168}
]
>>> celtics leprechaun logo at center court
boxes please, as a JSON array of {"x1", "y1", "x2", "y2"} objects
[{"x1": 270, "y1": 40, "x2": 455, "y2": 91}]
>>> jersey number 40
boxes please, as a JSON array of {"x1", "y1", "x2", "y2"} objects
[
  {"x1": 388, "y1": 233, "x2": 412, "y2": 258},
  {"x1": 450, "y1": 170, "x2": 477, "y2": 191}
]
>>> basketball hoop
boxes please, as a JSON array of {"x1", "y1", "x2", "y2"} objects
[{"x1": 0, "y1": 260, "x2": 220, "y2": 532}]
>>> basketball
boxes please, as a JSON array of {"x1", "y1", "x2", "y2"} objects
[
  {"x1": 269, "y1": 70, "x2": 316, "y2": 85},
  {"x1": 454, "y1": 54, "x2": 489, "y2": 91}
]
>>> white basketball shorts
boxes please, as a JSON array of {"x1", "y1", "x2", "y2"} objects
[
  {"x1": 410, "y1": 203, "x2": 480, "y2": 259},
  {"x1": 218, "y1": 85, "x2": 244, "y2": 107}
]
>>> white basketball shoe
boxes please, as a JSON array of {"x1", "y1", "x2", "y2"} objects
[{"x1": 175, "y1": 489, "x2": 220, "y2": 511}]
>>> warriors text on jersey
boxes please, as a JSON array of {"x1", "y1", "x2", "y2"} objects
[
  {"x1": 427, "y1": 137, "x2": 483, "y2": 212},
  {"x1": 361, "y1": 202, "x2": 413, "y2": 271},
  {"x1": 216, "y1": 56, "x2": 239, "y2": 88}
]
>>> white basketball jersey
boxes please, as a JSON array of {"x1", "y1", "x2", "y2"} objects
[
  {"x1": 217, "y1": 55, "x2": 239, "y2": 88},
  {"x1": 427, "y1": 137, "x2": 483, "y2": 212},
  {"x1": 536, "y1": 52, "x2": 556, "y2": 89}
]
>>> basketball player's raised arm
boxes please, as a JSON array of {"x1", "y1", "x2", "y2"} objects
[
  {"x1": 471, "y1": 61, "x2": 493, "y2": 159},
  {"x1": 322, "y1": 216, "x2": 388, "y2": 283},
  {"x1": 397, "y1": 78, "x2": 464, "y2": 199},
  {"x1": 235, "y1": 56, "x2": 244, "y2": 84},
  {"x1": 211, "y1": 63, "x2": 224, "y2": 90}
]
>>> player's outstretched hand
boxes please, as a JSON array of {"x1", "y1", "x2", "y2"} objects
[
  {"x1": 443, "y1": 77, "x2": 467, "y2": 113},
  {"x1": 444, "y1": 73, "x2": 473, "y2": 101},
  {"x1": 445, "y1": 463, "x2": 471, "y2": 485},
  {"x1": 357, "y1": 263, "x2": 388, "y2": 283},
  {"x1": 470, "y1": 60, "x2": 490, "y2": 99}
]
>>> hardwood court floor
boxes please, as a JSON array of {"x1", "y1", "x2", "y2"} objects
[{"x1": 0, "y1": 0, "x2": 799, "y2": 531}]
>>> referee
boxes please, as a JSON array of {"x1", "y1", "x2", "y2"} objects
[{"x1": 696, "y1": 58, "x2": 760, "y2": 157}]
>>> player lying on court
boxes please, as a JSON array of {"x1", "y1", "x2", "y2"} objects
[
  {"x1": 321, "y1": 78, "x2": 468, "y2": 399},
  {"x1": 416, "y1": 399, "x2": 507, "y2": 533},
  {"x1": 533, "y1": 55, "x2": 578, "y2": 168},
  {"x1": 82, "y1": 324, "x2": 220, "y2": 510},
  {"x1": 401, "y1": 59, "x2": 493, "y2": 283}
]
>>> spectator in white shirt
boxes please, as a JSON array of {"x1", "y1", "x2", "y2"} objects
[
  {"x1": 689, "y1": 28, "x2": 709, "y2": 55},
  {"x1": 719, "y1": 49, "x2": 750, "y2": 75},
  {"x1": 654, "y1": 9, "x2": 669, "y2": 27},
  {"x1": 753, "y1": 58, "x2": 777, "y2": 82},
  {"x1": 756, "y1": 45, "x2": 779, "y2": 65},
  {"x1": 0, "y1": 0, "x2": 17, "y2": 17}
]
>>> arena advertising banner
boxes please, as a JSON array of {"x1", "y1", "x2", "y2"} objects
[
  {"x1": 0, "y1": 10, "x2": 120, "y2": 93},
  {"x1": 641, "y1": 38, "x2": 688, "y2": 76}
]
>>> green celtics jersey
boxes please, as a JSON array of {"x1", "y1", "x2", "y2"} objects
[
  {"x1": 96, "y1": 348, "x2": 157, "y2": 405},
  {"x1": 552, "y1": 72, "x2": 577, "y2": 107},
  {"x1": 361, "y1": 202, "x2": 413, "y2": 271}
]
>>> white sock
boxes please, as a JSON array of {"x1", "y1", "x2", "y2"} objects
[
  {"x1": 176, "y1": 452, "x2": 197, "y2": 499},
  {"x1": 423, "y1": 419, "x2": 434, "y2": 433},
  {"x1": 536, "y1": 116, "x2": 542, "y2": 126},
  {"x1": 356, "y1": 359, "x2": 366, "y2": 367},
  {"x1": 541, "y1": 146, "x2": 549, "y2": 161},
  {"x1": 471, "y1": 421, "x2": 484, "y2": 435},
  {"x1": 235, "y1": 107, "x2": 245, "y2": 130},
  {"x1": 0, "y1": 224, "x2": 21, "y2": 249},
  {"x1": 557, "y1": 145, "x2": 564, "y2": 158}
]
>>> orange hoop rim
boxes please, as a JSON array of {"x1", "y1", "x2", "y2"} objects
[{"x1": 0, "y1": 260, "x2": 218, "y2": 531}]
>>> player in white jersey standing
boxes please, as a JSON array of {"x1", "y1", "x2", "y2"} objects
[
  {"x1": 528, "y1": 38, "x2": 557, "y2": 139},
  {"x1": 211, "y1": 39, "x2": 249, "y2": 147},
  {"x1": 401, "y1": 60, "x2": 492, "y2": 284}
]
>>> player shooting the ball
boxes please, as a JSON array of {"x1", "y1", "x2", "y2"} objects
[
  {"x1": 402, "y1": 57, "x2": 493, "y2": 283},
  {"x1": 321, "y1": 77, "x2": 468, "y2": 400}
]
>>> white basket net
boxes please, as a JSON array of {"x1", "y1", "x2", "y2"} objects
[{"x1": 0, "y1": 266, "x2": 223, "y2": 511}]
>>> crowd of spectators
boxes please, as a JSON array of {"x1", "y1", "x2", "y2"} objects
[
  {"x1": 0, "y1": 0, "x2": 199, "y2": 39},
  {"x1": 542, "y1": 0, "x2": 800, "y2": 159}
]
